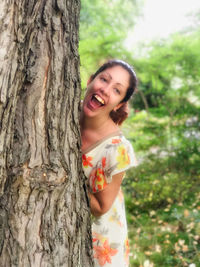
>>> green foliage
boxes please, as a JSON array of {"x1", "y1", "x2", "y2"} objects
[
  {"x1": 131, "y1": 32, "x2": 200, "y2": 112},
  {"x1": 122, "y1": 31, "x2": 200, "y2": 262},
  {"x1": 79, "y1": 0, "x2": 142, "y2": 88},
  {"x1": 123, "y1": 106, "x2": 200, "y2": 211}
]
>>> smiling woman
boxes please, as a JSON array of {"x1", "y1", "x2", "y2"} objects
[
  {"x1": 80, "y1": 59, "x2": 138, "y2": 267},
  {"x1": 82, "y1": 65, "x2": 129, "y2": 121}
]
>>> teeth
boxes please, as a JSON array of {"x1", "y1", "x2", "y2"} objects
[{"x1": 94, "y1": 95, "x2": 105, "y2": 105}]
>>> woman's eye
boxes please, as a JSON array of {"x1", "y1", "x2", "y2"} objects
[
  {"x1": 114, "y1": 88, "x2": 120, "y2": 94},
  {"x1": 100, "y1": 77, "x2": 107, "y2": 82}
]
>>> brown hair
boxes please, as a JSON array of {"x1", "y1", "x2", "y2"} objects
[{"x1": 91, "y1": 59, "x2": 137, "y2": 125}]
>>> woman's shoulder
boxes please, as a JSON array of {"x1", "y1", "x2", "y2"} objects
[
  {"x1": 94, "y1": 132, "x2": 129, "y2": 152},
  {"x1": 106, "y1": 133, "x2": 138, "y2": 168},
  {"x1": 105, "y1": 132, "x2": 132, "y2": 147},
  {"x1": 98, "y1": 133, "x2": 137, "y2": 177},
  {"x1": 83, "y1": 130, "x2": 135, "y2": 161}
]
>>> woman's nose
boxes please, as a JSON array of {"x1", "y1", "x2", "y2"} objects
[{"x1": 100, "y1": 85, "x2": 110, "y2": 96}]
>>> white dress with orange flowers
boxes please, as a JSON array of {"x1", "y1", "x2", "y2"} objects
[{"x1": 82, "y1": 133, "x2": 137, "y2": 267}]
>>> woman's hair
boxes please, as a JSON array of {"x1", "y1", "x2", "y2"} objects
[{"x1": 90, "y1": 59, "x2": 137, "y2": 125}]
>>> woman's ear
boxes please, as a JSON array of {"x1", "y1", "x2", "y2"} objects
[
  {"x1": 87, "y1": 76, "x2": 92, "y2": 86},
  {"x1": 114, "y1": 102, "x2": 130, "y2": 113},
  {"x1": 110, "y1": 102, "x2": 130, "y2": 125},
  {"x1": 113, "y1": 102, "x2": 125, "y2": 112}
]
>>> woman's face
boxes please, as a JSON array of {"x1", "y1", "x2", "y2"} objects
[{"x1": 82, "y1": 65, "x2": 130, "y2": 118}]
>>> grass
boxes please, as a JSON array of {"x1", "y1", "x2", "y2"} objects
[{"x1": 124, "y1": 189, "x2": 200, "y2": 267}]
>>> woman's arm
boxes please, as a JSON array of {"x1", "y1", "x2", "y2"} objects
[{"x1": 89, "y1": 172, "x2": 125, "y2": 217}]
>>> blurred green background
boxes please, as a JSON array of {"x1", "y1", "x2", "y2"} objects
[{"x1": 79, "y1": 1, "x2": 200, "y2": 266}]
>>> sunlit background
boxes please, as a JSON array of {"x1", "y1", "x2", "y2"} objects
[{"x1": 127, "y1": 0, "x2": 200, "y2": 46}]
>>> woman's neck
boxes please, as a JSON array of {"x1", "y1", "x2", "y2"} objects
[
  {"x1": 80, "y1": 112, "x2": 116, "y2": 131},
  {"x1": 80, "y1": 112, "x2": 120, "y2": 151}
]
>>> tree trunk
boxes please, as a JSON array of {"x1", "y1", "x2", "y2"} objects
[{"x1": 0, "y1": 1, "x2": 93, "y2": 266}]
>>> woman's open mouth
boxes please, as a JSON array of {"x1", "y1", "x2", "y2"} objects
[
  {"x1": 87, "y1": 94, "x2": 105, "y2": 109},
  {"x1": 92, "y1": 94, "x2": 105, "y2": 106}
]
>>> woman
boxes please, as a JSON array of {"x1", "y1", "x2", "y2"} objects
[{"x1": 81, "y1": 59, "x2": 137, "y2": 266}]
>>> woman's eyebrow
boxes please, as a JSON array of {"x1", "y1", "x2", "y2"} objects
[
  {"x1": 103, "y1": 72, "x2": 112, "y2": 79},
  {"x1": 104, "y1": 72, "x2": 123, "y2": 86}
]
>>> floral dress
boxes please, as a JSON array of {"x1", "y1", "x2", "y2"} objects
[{"x1": 82, "y1": 132, "x2": 137, "y2": 267}]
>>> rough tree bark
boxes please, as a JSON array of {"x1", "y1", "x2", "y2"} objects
[{"x1": 0, "y1": 1, "x2": 93, "y2": 266}]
